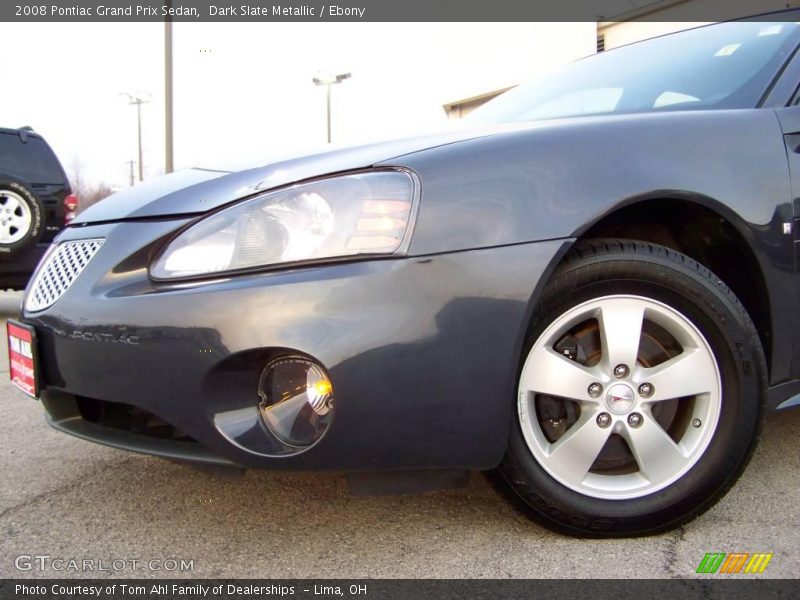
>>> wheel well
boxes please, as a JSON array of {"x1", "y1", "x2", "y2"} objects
[{"x1": 580, "y1": 199, "x2": 772, "y2": 368}]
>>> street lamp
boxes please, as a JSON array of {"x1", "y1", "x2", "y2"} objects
[
  {"x1": 119, "y1": 92, "x2": 151, "y2": 182},
  {"x1": 164, "y1": 1, "x2": 174, "y2": 174},
  {"x1": 312, "y1": 71, "x2": 351, "y2": 144}
]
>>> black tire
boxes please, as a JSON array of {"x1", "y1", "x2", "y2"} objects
[
  {"x1": 0, "y1": 174, "x2": 44, "y2": 258},
  {"x1": 493, "y1": 238, "x2": 766, "y2": 537}
]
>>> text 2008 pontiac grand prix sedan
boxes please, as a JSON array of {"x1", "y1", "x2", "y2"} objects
[{"x1": 8, "y1": 16, "x2": 800, "y2": 537}]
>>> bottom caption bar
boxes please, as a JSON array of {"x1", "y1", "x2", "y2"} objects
[{"x1": 1, "y1": 580, "x2": 797, "y2": 600}]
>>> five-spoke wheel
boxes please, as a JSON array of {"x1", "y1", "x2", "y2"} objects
[
  {"x1": 518, "y1": 295, "x2": 721, "y2": 499},
  {"x1": 494, "y1": 239, "x2": 765, "y2": 537}
]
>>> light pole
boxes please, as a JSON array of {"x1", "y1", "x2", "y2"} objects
[
  {"x1": 312, "y1": 71, "x2": 351, "y2": 144},
  {"x1": 164, "y1": 8, "x2": 174, "y2": 174},
  {"x1": 120, "y1": 92, "x2": 150, "y2": 182}
]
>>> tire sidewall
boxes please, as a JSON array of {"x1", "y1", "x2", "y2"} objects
[
  {"x1": 503, "y1": 249, "x2": 764, "y2": 535},
  {"x1": 0, "y1": 175, "x2": 44, "y2": 258}
]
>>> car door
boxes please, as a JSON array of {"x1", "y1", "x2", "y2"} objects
[
  {"x1": 774, "y1": 104, "x2": 800, "y2": 389},
  {"x1": 762, "y1": 38, "x2": 800, "y2": 390}
]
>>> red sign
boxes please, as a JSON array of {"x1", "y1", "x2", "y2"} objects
[{"x1": 7, "y1": 321, "x2": 37, "y2": 397}]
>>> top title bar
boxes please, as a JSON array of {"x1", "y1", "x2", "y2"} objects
[{"x1": 3, "y1": 0, "x2": 800, "y2": 22}]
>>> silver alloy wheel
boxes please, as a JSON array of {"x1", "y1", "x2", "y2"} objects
[
  {"x1": 517, "y1": 295, "x2": 722, "y2": 500},
  {"x1": 0, "y1": 191, "x2": 32, "y2": 244}
]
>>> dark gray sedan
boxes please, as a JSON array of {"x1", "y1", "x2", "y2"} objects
[{"x1": 9, "y1": 16, "x2": 800, "y2": 537}]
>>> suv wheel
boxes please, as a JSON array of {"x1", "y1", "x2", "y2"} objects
[
  {"x1": 0, "y1": 175, "x2": 43, "y2": 258},
  {"x1": 494, "y1": 239, "x2": 766, "y2": 537}
]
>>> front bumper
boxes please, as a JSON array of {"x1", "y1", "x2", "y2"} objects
[{"x1": 22, "y1": 219, "x2": 567, "y2": 471}]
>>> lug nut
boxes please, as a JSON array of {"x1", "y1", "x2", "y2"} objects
[
  {"x1": 638, "y1": 383, "x2": 653, "y2": 398},
  {"x1": 692, "y1": 418, "x2": 702, "y2": 428},
  {"x1": 627, "y1": 412, "x2": 643, "y2": 428},
  {"x1": 614, "y1": 364, "x2": 629, "y2": 378},
  {"x1": 588, "y1": 383, "x2": 603, "y2": 398},
  {"x1": 596, "y1": 412, "x2": 612, "y2": 428}
]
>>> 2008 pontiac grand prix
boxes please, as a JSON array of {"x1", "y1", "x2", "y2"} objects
[{"x1": 8, "y1": 15, "x2": 800, "y2": 537}]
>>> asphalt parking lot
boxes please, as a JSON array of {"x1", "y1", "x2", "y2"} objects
[{"x1": 0, "y1": 290, "x2": 797, "y2": 580}]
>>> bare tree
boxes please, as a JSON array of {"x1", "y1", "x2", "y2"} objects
[
  {"x1": 76, "y1": 182, "x2": 115, "y2": 212},
  {"x1": 68, "y1": 157, "x2": 114, "y2": 213}
]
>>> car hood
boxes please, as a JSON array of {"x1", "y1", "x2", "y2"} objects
[{"x1": 72, "y1": 126, "x2": 512, "y2": 224}]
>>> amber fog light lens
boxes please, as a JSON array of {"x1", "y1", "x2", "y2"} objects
[{"x1": 258, "y1": 357, "x2": 334, "y2": 447}]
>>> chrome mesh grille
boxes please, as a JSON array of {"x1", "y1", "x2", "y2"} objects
[{"x1": 25, "y1": 239, "x2": 104, "y2": 312}]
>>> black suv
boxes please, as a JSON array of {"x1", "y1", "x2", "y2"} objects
[{"x1": 0, "y1": 127, "x2": 76, "y2": 290}]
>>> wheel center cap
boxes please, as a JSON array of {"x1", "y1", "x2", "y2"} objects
[{"x1": 605, "y1": 383, "x2": 635, "y2": 414}]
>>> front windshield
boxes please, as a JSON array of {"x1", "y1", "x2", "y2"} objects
[{"x1": 468, "y1": 20, "x2": 800, "y2": 125}]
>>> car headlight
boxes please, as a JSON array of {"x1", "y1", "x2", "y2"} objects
[{"x1": 150, "y1": 170, "x2": 416, "y2": 279}]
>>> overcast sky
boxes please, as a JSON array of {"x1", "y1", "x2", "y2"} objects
[{"x1": 0, "y1": 22, "x2": 595, "y2": 188}]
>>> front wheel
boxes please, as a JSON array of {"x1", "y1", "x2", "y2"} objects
[{"x1": 494, "y1": 239, "x2": 766, "y2": 537}]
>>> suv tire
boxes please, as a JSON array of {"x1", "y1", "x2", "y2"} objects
[{"x1": 0, "y1": 174, "x2": 44, "y2": 258}]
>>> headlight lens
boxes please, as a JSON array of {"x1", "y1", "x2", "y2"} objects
[{"x1": 150, "y1": 170, "x2": 415, "y2": 279}]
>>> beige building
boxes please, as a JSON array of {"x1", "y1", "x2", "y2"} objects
[{"x1": 444, "y1": 0, "x2": 800, "y2": 119}]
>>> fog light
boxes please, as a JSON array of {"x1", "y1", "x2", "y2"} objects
[{"x1": 258, "y1": 356, "x2": 334, "y2": 447}]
